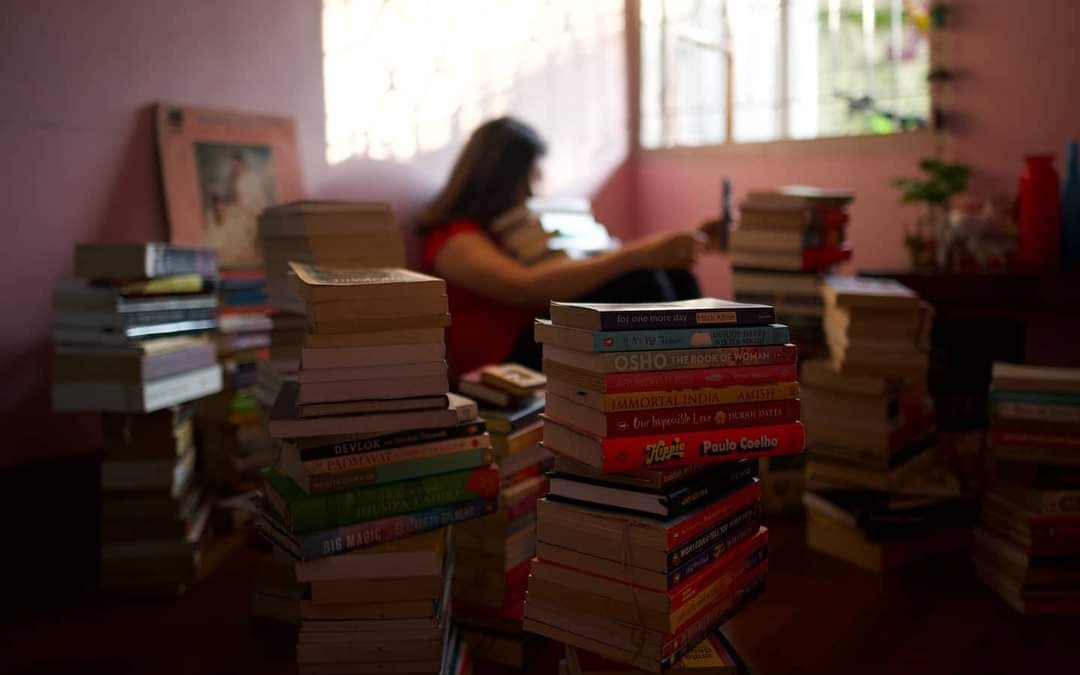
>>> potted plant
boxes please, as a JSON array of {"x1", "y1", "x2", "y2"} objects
[{"x1": 893, "y1": 158, "x2": 971, "y2": 268}]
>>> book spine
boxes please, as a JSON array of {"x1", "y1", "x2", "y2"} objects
[
  {"x1": 298, "y1": 498, "x2": 499, "y2": 559},
  {"x1": 504, "y1": 481, "x2": 549, "y2": 521},
  {"x1": 604, "y1": 365, "x2": 798, "y2": 397},
  {"x1": 305, "y1": 449, "x2": 495, "y2": 494},
  {"x1": 300, "y1": 434, "x2": 491, "y2": 474},
  {"x1": 669, "y1": 551, "x2": 767, "y2": 633},
  {"x1": 592, "y1": 344, "x2": 796, "y2": 374},
  {"x1": 601, "y1": 423, "x2": 806, "y2": 474},
  {"x1": 990, "y1": 429, "x2": 1080, "y2": 451},
  {"x1": 665, "y1": 463, "x2": 758, "y2": 517},
  {"x1": 991, "y1": 400, "x2": 1080, "y2": 424},
  {"x1": 297, "y1": 422, "x2": 487, "y2": 462},
  {"x1": 668, "y1": 536, "x2": 767, "y2": 615},
  {"x1": 665, "y1": 482, "x2": 762, "y2": 550},
  {"x1": 597, "y1": 306, "x2": 775, "y2": 331},
  {"x1": 589, "y1": 324, "x2": 790, "y2": 352},
  {"x1": 990, "y1": 390, "x2": 1080, "y2": 406},
  {"x1": 1037, "y1": 491, "x2": 1080, "y2": 514},
  {"x1": 668, "y1": 507, "x2": 759, "y2": 586},
  {"x1": 661, "y1": 572, "x2": 766, "y2": 662},
  {"x1": 501, "y1": 457, "x2": 555, "y2": 486},
  {"x1": 288, "y1": 465, "x2": 500, "y2": 533},
  {"x1": 603, "y1": 399, "x2": 801, "y2": 437}
]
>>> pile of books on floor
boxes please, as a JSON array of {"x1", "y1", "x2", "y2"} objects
[
  {"x1": 730, "y1": 186, "x2": 853, "y2": 513},
  {"x1": 51, "y1": 243, "x2": 226, "y2": 595},
  {"x1": 201, "y1": 269, "x2": 275, "y2": 497},
  {"x1": 255, "y1": 201, "x2": 406, "y2": 403},
  {"x1": 453, "y1": 363, "x2": 552, "y2": 667},
  {"x1": 527, "y1": 298, "x2": 806, "y2": 672},
  {"x1": 974, "y1": 362, "x2": 1080, "y2": 614},
  {"x1": 802, "y1": 276, "x2": 972, "y2": 572},
  {"x1": 254, "y1": 262, "x2": 494, "y2": 674}
]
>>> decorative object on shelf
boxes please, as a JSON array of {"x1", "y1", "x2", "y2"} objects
[
  {"x1": 1015, "y1": 154, "x2": 1062, "y2": 267},
  {"x1": 943, "y1": 194, "x2": 1015, "y2": 271},
  {"x1": 893, "y1": 158, "x2": 971, "y2": 269},
  {"x1": 1062, "y1": 141, "x2": 1080, "y2": 267}
]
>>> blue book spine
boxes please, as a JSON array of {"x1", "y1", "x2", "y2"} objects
[
  {"x1": 590, "y1": 324, "x2": 790, "y2": 352},
  {"x1": 297, "y1": 497, "x2": 497, "y2": 560},
  {"x1": 667, "y1": 506, "x2": 759, "y2": 586}
]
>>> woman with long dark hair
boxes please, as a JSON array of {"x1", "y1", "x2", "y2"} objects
[{"x1": 421, "y1": 116, "x2": 705, "y2": 375}]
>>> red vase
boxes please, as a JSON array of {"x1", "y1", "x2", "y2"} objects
[{"x1": 1016, "y1": 154, "x2": 1062, "y2": 266}]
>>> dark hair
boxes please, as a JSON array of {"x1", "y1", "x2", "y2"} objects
[{"x1": 419, "y1": 117, "x2": 546, "y2": 232}]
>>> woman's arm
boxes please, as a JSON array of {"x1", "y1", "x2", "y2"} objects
[{"x1": 432, "y1": 230, "x2": 704, "y2": 309}]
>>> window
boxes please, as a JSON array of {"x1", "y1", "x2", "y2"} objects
[{"x1": 639, "y1": 0, "x2": 932, "y2": 148}]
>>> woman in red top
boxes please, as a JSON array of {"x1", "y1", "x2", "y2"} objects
[{"x1": 421, "y1": 117, "x2": 705, "y2": 376}]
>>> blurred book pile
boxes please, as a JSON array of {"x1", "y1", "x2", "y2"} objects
[
  {"x1": 51, "y1": 243, "x2": 227, "y2": 595},
  {"x1": 802, "y1": 276, "x2": 974, "y2": 572},
  {"x1": 974, "y1": 362, "x2": 1080, "y2": 614},
  {"x1": 253, "y1": 262, "x2": 492, "y2": 675},
  {"x1": 200, "y1": 268, "x2": 275, "y2": 499},
  {"x1": 254, "y1": 201, "x2": 406, "y2": 406},
  {"x1": 526, "y1": 298, "x2": 806, "y2": 672},
  {"x1": 453, "y1": 363, "x2": 551, "y2": 668},
  {"x1": 730, "y1": 186, "x2": 853, "y2": 512}
]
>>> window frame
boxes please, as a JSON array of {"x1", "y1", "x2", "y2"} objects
[{"x1": 627, "y1": 0, "x2": 937, "y2": 156}]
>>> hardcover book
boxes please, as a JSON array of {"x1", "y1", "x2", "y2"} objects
[
  {"x1": 74, "y1": 243, "x2": 218, "y2": 280},
  {"x1": 535, "y1": 319, "x2": 790, "y2": 353},
  {"x1": 543, "y1": 344, "x2": 797, "y2": 375}
]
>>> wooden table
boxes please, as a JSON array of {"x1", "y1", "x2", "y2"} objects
[{"x1": 4, "y1": 522, "x2": 1079, "y2": 675}]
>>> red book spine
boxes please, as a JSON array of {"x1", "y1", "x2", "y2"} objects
[
  {"x1": 992, "y1": 428, "x2": 1080, "y2": 450},
  {"x1": 603, "y1": 399, "x2": 801, "y2": 437},
  {"x1": 601, "y1": 422, "x2": 806, "y2": 475},
  {"x1": 603, "y1": 357, "x2": 797, "y2": 394},
  {"x1": 661, "y1": 563, "x2": 767, "y2": 657},
  {"x1": 666, "y1": 481, "x2": 762, "y2": 547},
  {"x1": 669, "y1": 528, "x2": 767, "y2": 612}
]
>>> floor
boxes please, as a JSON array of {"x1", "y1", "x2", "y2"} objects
[{"x1": 3, "y1": 522, "x2": 1078, "y2": 675}]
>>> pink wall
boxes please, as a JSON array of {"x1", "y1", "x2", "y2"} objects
[
  {"x1": 632, "y1": 0, "x2": 1080, "y2": 297},
  {"x1": 0, "y1": 0, "x2": 632, "y2": 467}
]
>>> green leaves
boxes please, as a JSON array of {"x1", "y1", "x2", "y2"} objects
[{"x1": 892, "y1": 159, "x2": 971, "y2": 205}]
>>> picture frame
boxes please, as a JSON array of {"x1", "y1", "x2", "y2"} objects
[{"x1": 155, "y1": 102, "x2": 304, "y2": 269}]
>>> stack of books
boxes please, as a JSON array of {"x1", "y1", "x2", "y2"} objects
[
  {"x1": 256, "y1": 262, "x2": 497, "y2": 674},
  {"x1": 802, "y1": 276, "x2": 971, "y2": 572},
  {"x1": 974, "y1": 362, "x2": 1080, "y2": 614},
  {"x1": 202, "y1": 269, "x2": 275, "y2": 496},
  {"x1": 730, "y1": 186, "x2": 853, "y2": 512},
  {"x1": 51, "y1": 243, "x2": 225, "y2": 594},
  {"x1": 526, "y1": 299, "x2": 806, "y2": 671},
  {"x1": 453, "y1": 363, "x2": 553, "y2": 667},
  {"x1": 255, "y1": 201, "x2": 406, "y2": 400}
]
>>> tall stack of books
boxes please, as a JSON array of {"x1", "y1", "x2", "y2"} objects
[
  {"x1": 802, "y1": 276, "x2": 971, "y2": 572},
  {"x1": 51, "y1": 243, "x2": 225, "y2": 595},
  {"x1": 527, "y1": 299, "x2": 806, "y2": 672},
  {"x1": 730, "y1": 186, "x2": 853, "y2": 513},
  {"x1": 255, "y1": 262, "x2": 497, "y2": 675},
  {"x1": 974, "y1": 362, "x2": 1080, "y2": 614},
  {"x1": 255, "y1": 201, "x2": 406, "y2": 402},
  {"x1": 453, "y1": 363, "x2": 552, "y2": 668},
  {"x1": 201, "y1": 269, "x2": 275, "y2": 496}
]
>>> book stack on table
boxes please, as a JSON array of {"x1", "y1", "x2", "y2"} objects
[
  {"x1": 802, "y1": 276, "x2": 974, "y2": 572},
  {"x1": 51, "y1": 243, "x2": 226, "y2": 595},
  {"x1": 974, "y1": 362, "x2": 1080, "y2": 614},
  {"x1": 255, "y1": 262, "x2": 495, "y2": 675},
  {"x1": 255, "y1": 201, "x2": 407, "y2": 403},
  {"x1": 730, "y1": 188, "x2": 854, "y2": 515},
  {"x1": 201, "y1": 268, "x2": 276, "y2": 497},
  {"x1": 453, "y1": 363, "x2": 552, "y2": 667},
  {"x1": 525, "y1": 299, "x2": 806, "y2": 672}
]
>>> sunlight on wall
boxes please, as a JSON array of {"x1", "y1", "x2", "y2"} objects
[{"x1": 322, "y1": 0, "x2": 626, "y2": 193}]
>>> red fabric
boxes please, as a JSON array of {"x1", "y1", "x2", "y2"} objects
[{"x1": 422, "y1": 220, "x2": 536, "y2": 376}]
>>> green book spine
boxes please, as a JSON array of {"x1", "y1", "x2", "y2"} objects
[
  {"x1": 305, "y1": 448, "x2": 494, "y2": 494},
  {"x1": 268, "y1": 464, "x2": 500, "y2": 534}
]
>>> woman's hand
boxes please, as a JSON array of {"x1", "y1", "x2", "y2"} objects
[{"x1": 622, "y1": 230, "x2": 707, "y2": 270}]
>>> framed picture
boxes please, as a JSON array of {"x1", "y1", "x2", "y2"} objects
[{"x1": 155, "y1": 102, "x2": 304, "y2": 268}]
